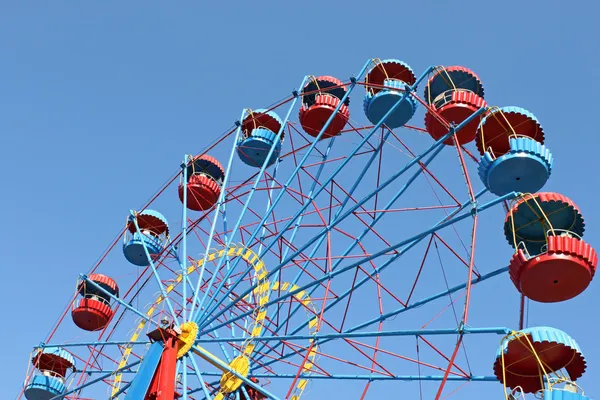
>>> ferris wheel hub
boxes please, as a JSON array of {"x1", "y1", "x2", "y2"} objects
[
  {"x1": 219, "y1": 355, "x2": 251, "y2": 394},
  {"x1": 176, "y1": 321, "x2": 198, "y2": 359}
]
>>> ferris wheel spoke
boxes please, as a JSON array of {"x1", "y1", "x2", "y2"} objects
[
  {"x1": 188, "y1": 96, "x2": 307, "y2": 323},
  {"x1": 270, "y1": 233, "x2": 473, "y2": 344},
  {"x1": 220, "y1": 200, "x2": 244, "y2": 346},
  {"x1": 180, "y1": 154, "x2": 191, "y2": 324},
  {"x1": 45, "y1": 358, "x2": 143, "y2": 400},
  {"x1": 386, "y1": 130, "x2": 479, "y2": 274},
  {"x1": 195, "y1": 131, "x2": 342, "y2": 326},
  {"x1": 435, "y1": 213, "x2": 479, "y2": 399},
  {"x1": 188, "y1": 110, "x2": 244, "y2": 324},
  {"x1": 80, "y1": 274, "x2": 152, "y2": 324},
  {"x1": 36, "y1": 340, "x2": 152, "y2": 349},
  {"x1": 186, "y1": 355, "x2": 215, "y2": 399},
  {"x1": 196, "y1": 372, "x2": 498, "y2": 382},
  {"x1": 207, "y1": 190, "x2": 511, "y2": 363},
  {"x1": 194, "y1": 63, "x2": 431, "y2": 328},
  {"x1": 237, "y1": 140, "x2": 349, "y2": 343},
  {"x1": 250, "y1": 325, "x2": 505, "y2": 382},
  {"x1": 201, "y1": 187, "x2": 490, "y2": 337},
  {"x1": 291, "y1": 191, "x2": 489, "y2": 330},
  {"x1": 188, "y1": 344, "x2": 281, "y2": 400},
  {"x1": 128, "y1": 214, "x2": 181, "y2": 323},
  {"x1": 250, "y1": 133, "x2": 457, "y2": 356},
  {"x1": 199, "y1": 327, "x2": 508, "y2": 344},
  {"x1": 385, "y1": 127, "x2": 463, "y2": 207},
  {"x1": 197, "y1": 112, "x2": 487, "y2": 334},
  {"x1": 188, "y1": 76, "x2": 328, "y2": 323},
  {"x1": 318, "y1": 126, "x2": 393, "y2": 222}
]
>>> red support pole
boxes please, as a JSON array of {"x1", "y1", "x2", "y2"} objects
[
  {"x1": 146, "y1": 332, "x2": 178, "y2": 400},
  {"x1": 435, "y1": 214, "x2": 479, "y2": 399}
]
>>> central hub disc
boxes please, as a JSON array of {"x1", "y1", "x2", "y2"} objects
[
  {"x1": 220, "y1": 355, "x2": 250, "y2": 394},
  {"x1": 176, "y1": 321, "x2": 198, "y2": 359}
]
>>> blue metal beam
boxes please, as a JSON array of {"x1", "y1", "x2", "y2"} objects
[
  {"x1": 250, "y1": 124, "x2": 458, "y2": 357},
  {"x1": 192, "y1": 60, "x2": 395, "y2": 325},
  {"x1": 191, "y1": 72, "x2": 364, "y2": 323},
  {"x1": 48, "y1": 359, "x2": 142, "y2": 400},
  {"x1": 221, "y1": 199, "x2": 241, "y2": 350},
  {"x1": 191, "y1": 345, "x2": 281, "y2": 400},
  {"x1": 198, "y1": 105, "x2": 488, "y2": 332},
  {"x1": 255, "y1": 266, "x2": 509, "y2": 372},
  {"x1": 190, "y1": 73, "x2": 312, "y2": 322},
  {"x1": 250, "y1": 124, "x2": 400, "y2": 358},
  {"x1": 81, "y1": 274, "x2": 151, "y2": 323},
  {"x1": 188, "y1": 108, "x2": 245, "y2": 322},
  {"x1": 181, "y1": 154, "x2": 190, "y2": 321},
  {"x1": 180, "y1": 154, "x2": 190, "y2": 400},
  {"x1": 188, "y1": 355, "x2": 214, "y2": 400},
  {"x1": 251, "y1": 188, "x2": 487, "y2": 359},
  {"x1": 34, "y1": 340, "x2": 152, "y2": 349},
  {"x1": 195, "y1": 373, "x2": 499, "y2": 382},
  {"x1": 130, "y1": 213, "x2": 178, "y2": 323},
  {"x1": 194, "y1": 327, "x2": 510, "y2": 343},
  {"x1": 201, "y1": 190, "x2": 514, "y2": 336}
]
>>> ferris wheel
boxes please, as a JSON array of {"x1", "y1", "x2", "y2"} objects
[{"x1": 19, "y1": 59, "x2": 597, "y2": 400}]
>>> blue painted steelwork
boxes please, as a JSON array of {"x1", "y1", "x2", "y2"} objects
[
  {"x1": 250, "y1": 125, "x2": 472, "y2": 359},
  {"x1": 196, "y1": 372, "x2": 499, "y2": 381},
  {"x1": 35, "y1": 340, "x2": 150, "y2": 349},
  {"x1": 188, "y1": 77, "x2": 307, "y2": 322},
  {"x1": 124, "y1": 342, "x2": 164, "y2": 400},
  {"x1": 189, "y1": 62, "x2": 376, "y2": 323},
  {"x1": 479, "y1": 137, "x2": 552, "y2": 196},
  {"x1": 48, "y1": 359, "x2": 142, "y2": 400},
  {"x1": 187, "y1": 356, "x2": 214, "y2": 400},
  {"x1": 191, "y1": 345, "x2": 280, "y2": 400},
  {"x1": 248, "y1": 82, "x2": 456, "y2": 356},
  {"x1": 195, "y1": 327, "x2": 510, "y2": 343},
  {"x1": 195, "y1": 65, "x2": 439, "y2": 328},
  {"x1": 243, "y1": 151, "x2": 288, "y2": 346},
  {"x1": 247, "y1": 132, "x2": 348, "y2": 351},
  {"x1": 220, "y1": 192, "x2": 239, "y2": 351},
  {"x1": 254, "y1": 265, "x2": 510, "y2": 370},
  {"x1": 181, "y1": 155, "x2": 190, "y2": 322},
  {"x1": 189, "y1": 73, "x2": 317, "y2": 322},
  {"x1": 180, "y1": 154, "x2": 190, "y2": 400},
  {"x1": 197, "y1": 106, "x2": 490, "y2": 333},
  {"x1": 188, "y1": 108, "x2": 244, "y2": 323},
  {"x1": 202, "y1": 190, "x2": 514, "y2": 337},
  {"x1": 248, "y1": 192, "x2": 504, "y2": 367},
  {"x1": 81, "y1": 274, "x2": 150, "y2": 322},
  {"x1": 129, "y1": 212, "x2": 179, "y2": 323}
]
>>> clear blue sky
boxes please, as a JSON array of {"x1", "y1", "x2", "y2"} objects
[{"x1": 2, "y1": 1, "x2": 599, "y2": 398}]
